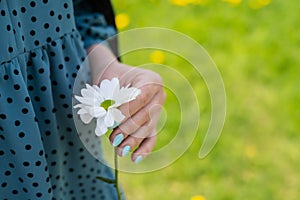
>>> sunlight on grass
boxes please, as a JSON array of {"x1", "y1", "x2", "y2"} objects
[{"x1": 112, "y1": 0, "x2": 300, "y2": 199}]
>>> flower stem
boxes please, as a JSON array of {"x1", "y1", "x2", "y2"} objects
[{"x1": 114, "y1": 147, "x2": 122, "y2": 200}]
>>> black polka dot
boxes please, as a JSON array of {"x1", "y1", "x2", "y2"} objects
[
  {"x1": 8, "y1": 163, "x2": 15, "y2": 168},
  {"x1": 30, "y1": 30, "x2": 36, "y2": 36},
  {"x1": 13, "y1": 69, "x2": 19, "y2": 75},
  {"x1": 49, "y1": 10, "x2": 54, "y2": 16},
  {"x1": 38, "y1": 68, "x2": 45, "y2": 74},
  {"x1": 35, "y1": 193, "x2": 42, "y2": 198},
  {"x1": 23, "y1": 161, "x2": 30, "y2": 167},
  {"x1": 32, "y1": 182, "x2": 39, "y2": 187},
  {"x1": 34, "y1": 40, "x2": 40, "y2": 46},
  {"x1": 18, "y1": 132, "x2": 25, "y2": 138},
  {"x1": 3, "y1": 75, "x2": 9, "y2": 80},
  {"x1": 1, "y1": 10, "x2": 5, "y2": 16},
  {"x1": 40, "y1": 86, "x2": 47, "y2": 91},
  {"x1": 14, "y1": 120, "x2": 21, "y2": 126},
  {"x1": 38, "y1": 150, "x2": 44, "y2": 157},
  {"x1": 35, "y1": 161, "x2": 41, "y2": 166},
  {"x1": 8, "y1": 47, "x2": 13, "y2": 53},
  {"x1": 1, "y1": 182, "x2": 7, "y2": 187},
  {"x1": 0, "y1": 114, "x2": 7, "y2": 120},
  {"x1": 28, "y1": 85, "x2": 34, "y2": 91},
  {"x1": 6, "y1": 25, "x2": 11, "y2": 31},
  {"x1": 30, "y1": 1, "x2": 36, "y2": 7},
  {"x1": 4, "y1": 171, "x2": 11, "y2": 176},
  {"x1": 44, "y1": 23, "x2": 50, "y2": 29},
  {"x1": 22, "y1": 108, "x2": 29, "y2": 114},
  {"x1": 12, "y1": 10, "x2": 17, "y2": 16},
  {"x1": 24, "y1": 96, "x2": 30, "y2": 102},
  {"x1": 18, "y1": 177, "x2": 24, "y2": 183},
  {"x1": 31, "y1": 16, "x2": 37, "y2": 22},
  {"x1": 7, "y1": 97, "x2": 13, "y2": 103},
  {"x1": 20, "y1": 7, "x2": 26, "y2": 13},
  {"x1": 46, "y1": 37, "x2": 52, "y2": 42},
  {"x1": 31, "y1": 52, "x2": 37, "y2": 57},
  {"x1": 13, "y1": 84, "x2": 20, "y2": 90},
  {"x1": 10, "y1": 149, "x2": 16, "y2": 155},
  {"x1": 25, "y1": 144, "x2": 32, "y2": 150},
  {"x1": 27, "y1": 173, "x2": 34, "y2": 178},
  {"x1": 12, "y1": 190, "x2": 18, "y2": 194}
]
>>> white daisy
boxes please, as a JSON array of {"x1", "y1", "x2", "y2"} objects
[{"x1": 74, "y1": 78, "x2": 141, "y2": 136}]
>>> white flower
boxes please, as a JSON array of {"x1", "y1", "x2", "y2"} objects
[{"x1": 74, "y1": 78, "x2": 141, "y2": 136}]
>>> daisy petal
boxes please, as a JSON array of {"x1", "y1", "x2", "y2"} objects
[
  {"x1": 114, "y1": 87, "x2": 141, "y2": 105},
  {"x1": 79, "y1": 113, "x2": 94, "y2": 124},
  {"x1": 104, "y1": 110, "x2": 115, "y2": 127},
  {"x1": 100, "y1": 79, "x2": 114, "y2": 99},
  {"x1": 95, "y1": 118, "x2": 108, "y2": 136},
  {"x1": 110, "y1": 108, "x2": 125, "y2": 123},
  {"x1": 86, "y1": 107, "x2": 106, "y2": 118},
  {"x1": 77, "y1": 108, "x2": 88, "y2": 115},
  {"x1": 74, "y1": 95, "x2": 95, "y2": 106}
]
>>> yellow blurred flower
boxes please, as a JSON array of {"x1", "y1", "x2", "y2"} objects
[
  {"x1": 222, "y1": 0, "x2": 242, "y2": 6},
  {"x1": 115, "y1": 13, "x2": 130, "y2": 29},
  {"x1": 244, "y1": 145, "x2": 256, "y2": 159},
  {"x1": 191, "y1": 195, "x2": 206, "y2": 200},
  {"x1": 248, "y1": 0, "x2": 272, "y2": 9},
  {"x1": 170, "y1": 0, "x2": 206, "y2": 6},
  {"x1": 150, "y1": 50, "x2": 165, "y2": 64}
]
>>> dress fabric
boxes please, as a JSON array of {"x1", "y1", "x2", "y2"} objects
[{"x1": 0, "y1": 0, "x2": 119, "y2": 199}]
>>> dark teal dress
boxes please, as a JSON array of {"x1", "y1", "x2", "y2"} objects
[{"x1": 0, "y1": 0, "x2": 119, "y2": 199}]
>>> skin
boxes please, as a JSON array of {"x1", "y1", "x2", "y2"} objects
[{"x1": 87, "y1": 44, "x2": 166, "y2": 162}]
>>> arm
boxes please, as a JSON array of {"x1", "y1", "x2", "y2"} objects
[{"x1": 74, "y1": 0, "x2": 166, "y2": 162}]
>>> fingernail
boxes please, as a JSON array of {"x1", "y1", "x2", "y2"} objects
[
  {"x1": 134, "y1": 155, "x2": 143, "y2": 164},
  {"x1": 112, "y1": 134, "x2": 124, "y2": 147},
  {"x1": 121, "y1": 145, "x2": 131, "y2": 157}
]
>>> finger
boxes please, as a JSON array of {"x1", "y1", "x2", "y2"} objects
[
  {"x1": 131, "y1": 136, "x2": 157, "y2": 163},
  {"x1": 115, "y1": 121, "x2": 154, "y2": 157},
  {"x1": 109, "y1": 90, "x2": 165, "y2": 146},
  {"x1": 118, "y1": 83, "x2": 162, "y2": 122}
]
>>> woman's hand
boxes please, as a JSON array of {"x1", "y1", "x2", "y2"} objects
[
  {"x1": 88, "y1": 44, "x2": 166, "y2": 163},
  {"x1": 105, "y1": 63, "x2": 165, "y2": 163}
]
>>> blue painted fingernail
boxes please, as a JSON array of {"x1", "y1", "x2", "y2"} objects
[
  {"x1": 122, "y1": 145, "x2": 131, "y2": 157},
  {"x1": 112, "y1": 134, "x2": 124, "y2": 147},
  {"x1": 134, "y1": 155, "x2": 143, "y2": 164}
]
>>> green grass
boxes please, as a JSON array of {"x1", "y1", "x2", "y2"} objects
[{"x1": 111, "y1": 0, "x2": 300, "y2": 199}]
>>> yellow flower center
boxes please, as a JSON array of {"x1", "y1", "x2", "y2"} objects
[{"x1": 101, "y1": 100, "x2": 115, "y2": 110}]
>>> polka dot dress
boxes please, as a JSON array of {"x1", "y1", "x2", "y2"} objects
[{"x1": 0, "y1": 0, "x2": 119, "y2": 199}]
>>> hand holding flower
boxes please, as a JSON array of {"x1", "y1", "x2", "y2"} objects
[{"x1": 87, "y1": 44, "x2": 166, "y2": 163}]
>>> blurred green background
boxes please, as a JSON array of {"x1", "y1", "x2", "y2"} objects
[{"x1": 111, "y1": 0, "x2": 300, "y2": 199}]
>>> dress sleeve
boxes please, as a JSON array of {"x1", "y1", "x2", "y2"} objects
[{"x1": 73, "y1": 0, "x2": 118, "y2": 52}]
